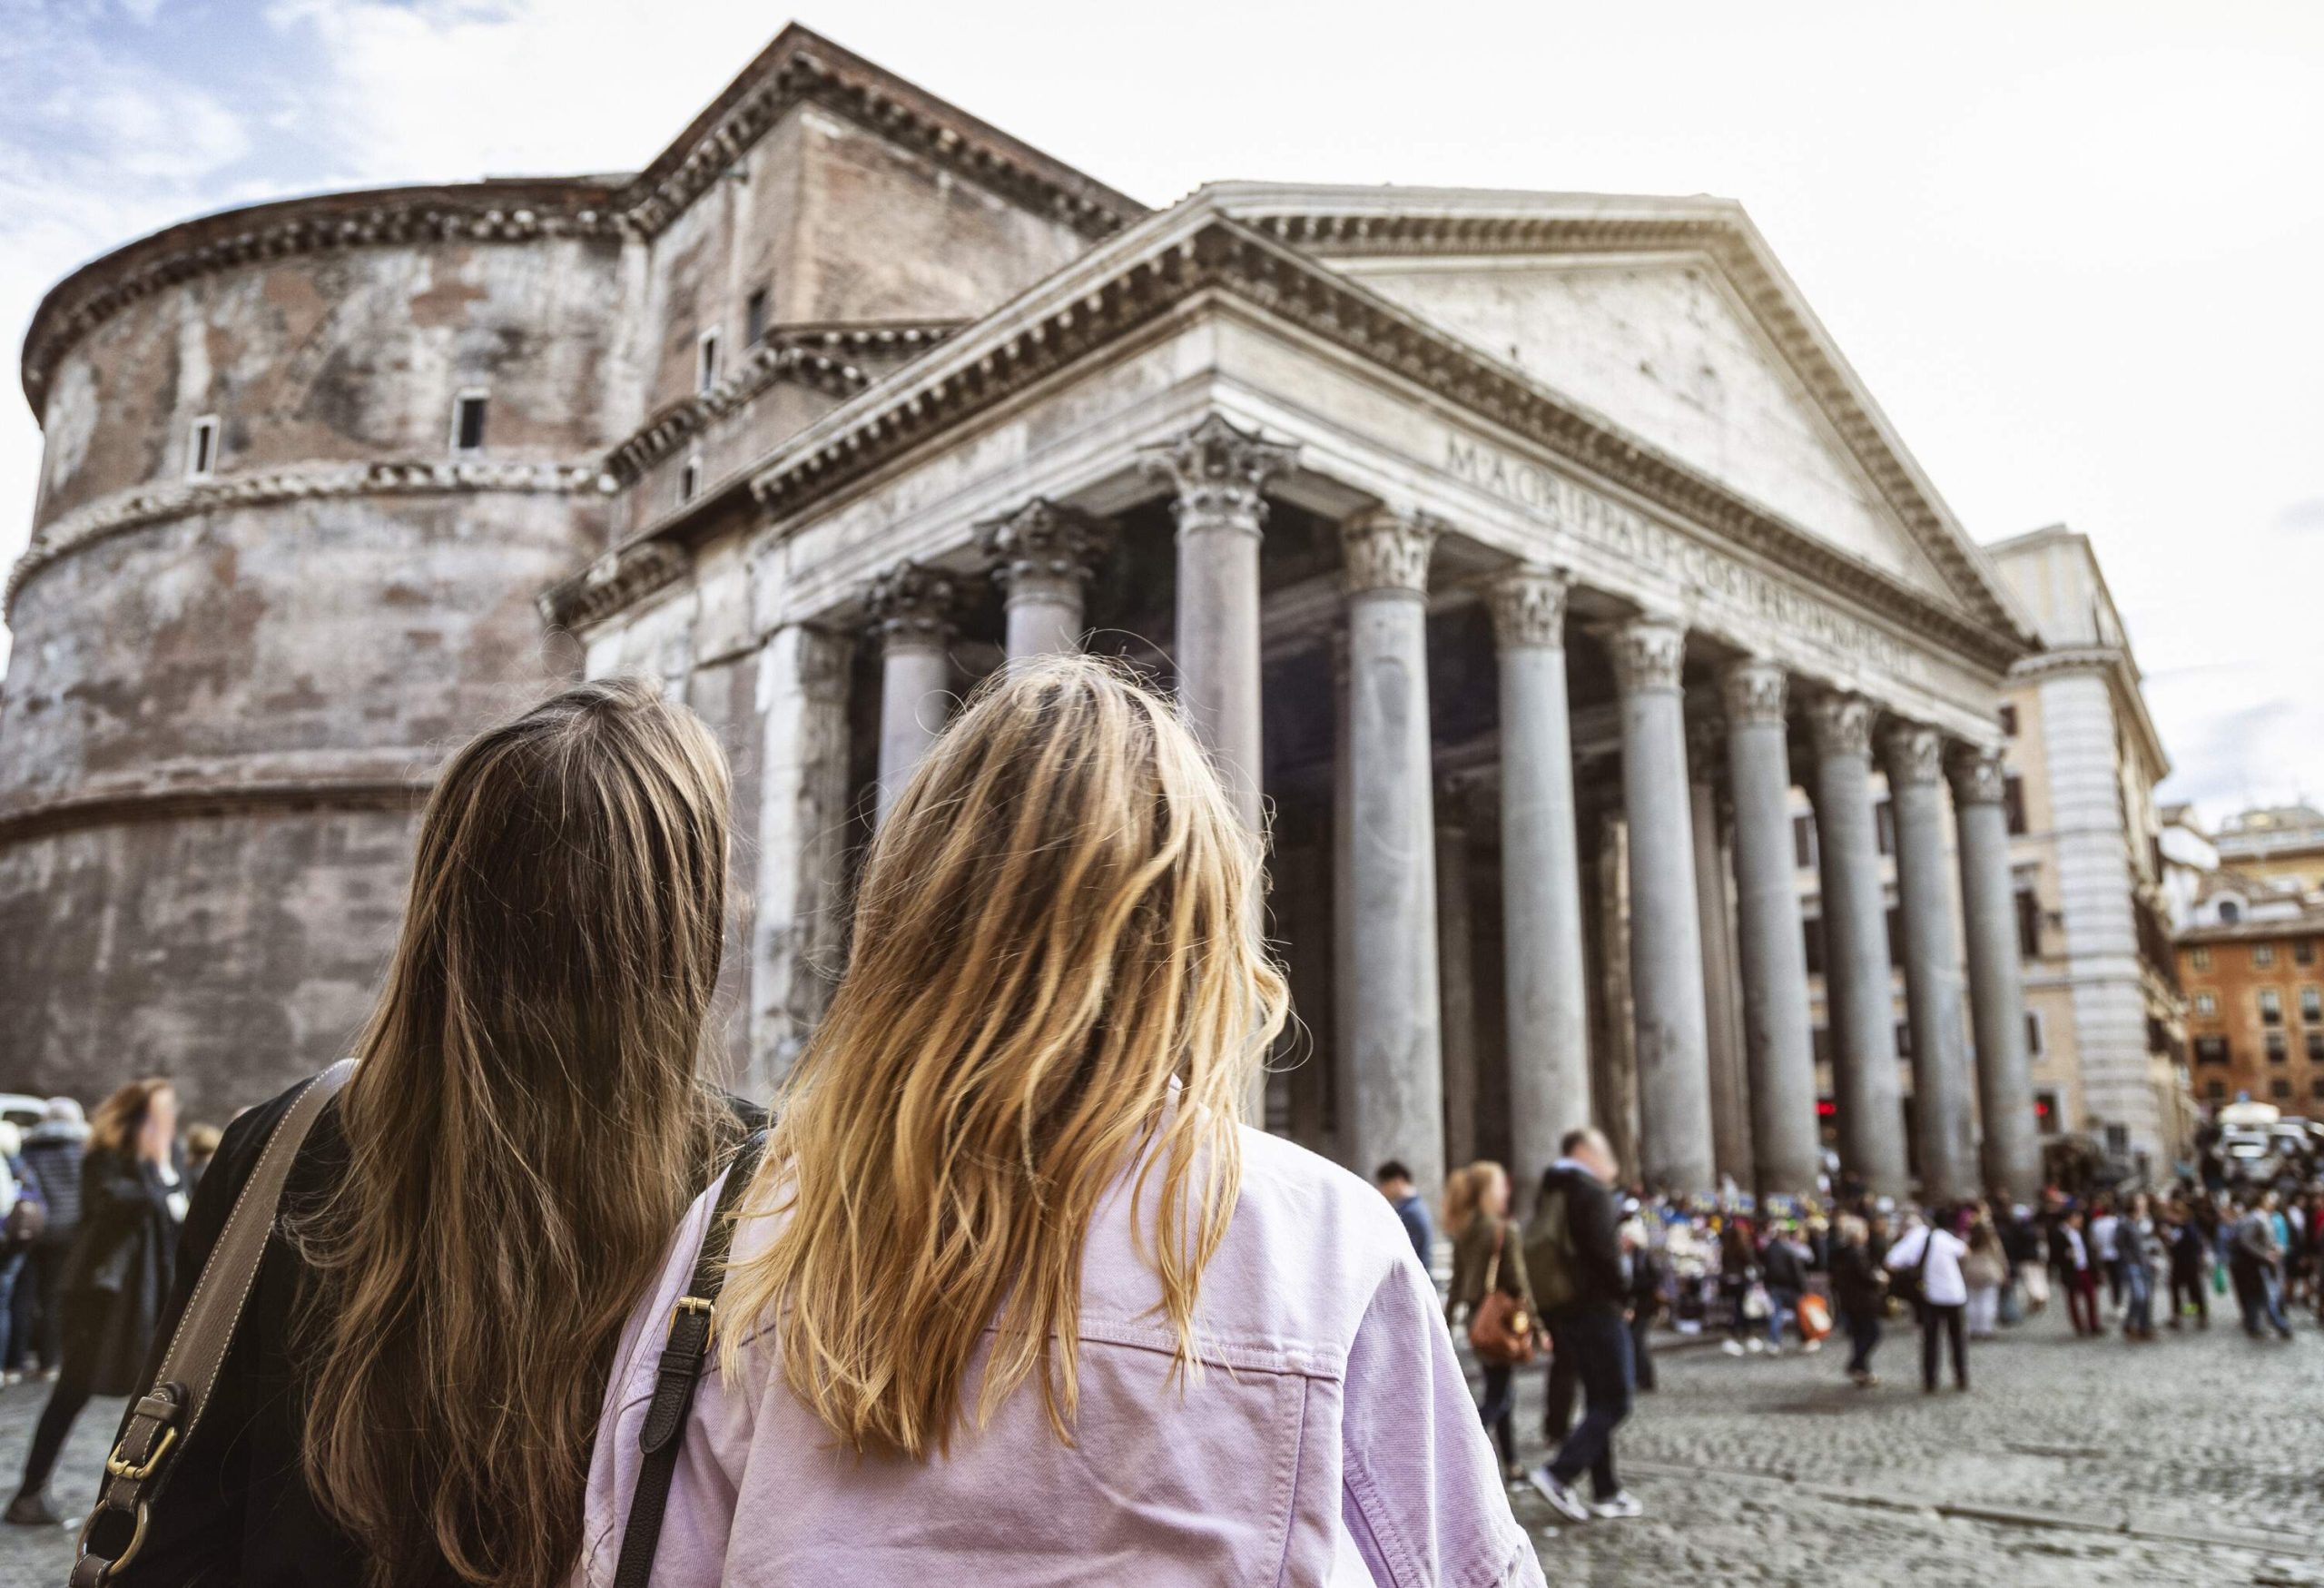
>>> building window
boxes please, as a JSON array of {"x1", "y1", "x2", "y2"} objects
[
  {"x1": 2219, "y1": 901, "x2": 2242, "y2": 924},
  {"x1": 2015, "y1": 889, "x2": 2042, "y2": 959},
  {"x1": 1793, "y1": 814, "x2": 1817, "y2": 870},
  {"x1": 2025, "y1": 1011, "x2": 2044, "y2": 1057},
  {"x1": 2297, "y1": 939, "x2": 2317, "y2": 967},
  {"x1": 2266, "y1": 1031, "x2": 2288, "y2": 1063},
  {"x1": 2034, "y1": 1090, "x2": 2060, "y2": 1135},
  {"x1": 697, "y1": 330, "x2": 722, "y2": 395},
  {"x1": 451, "y1": 391, "x2": 487, "y2": 453},
  {"x1": 187, "y1": 414, "x2": 220, "y2": 479},
  {"x1": 2003, "y1": 771, "x2": 2027, "y2": 835},
  {"x1": 2104, "y1": 1122, "x2": 2129, "y2": 1157},
  {"x1": 2311, "y1": 1077, "x2": 2324, "y2": 1100},
  {"x1": 1999, "y1": 704, "x2": 2018, "y2": 738},
  {"x1": 1803, "y1": 916, "x2": 1825, "y2": 976},
  {"x1": 2194, "y1": 992, "x2": 2217, "y2": 1018},
  {"x1": 2271, "y1": 1078, "x2": 2292, "y2": 1100},
  {"x1": 744, "y1": 287, "x2": 771, "y2": 346},
  {"x1": 2194, "y1": 1035, "x2": 2230, "y2": 1065},
  {"x1": 2260, "y1": 989, "x2": 2283, "y2": 1025},
  {"x1": 2191, "y1": 945, "x2": 2212, "y2": 972},
  {"x1": 1811, "y1": 1024, "x2": 1831, "y2": 1069},
  {"x1": 2254, "y1": 942, "x2": 2276, "y2": 968},
  {"x1": 2308, "y1": 1031, "x2": 2324, "y2": 1063},
  {"x1": 2206, "y1": 1080, "x2": 2227, "y2": 1102},
  {"x1": 678, "y1": 454, "x2": 702, "y2": 505},
  {"x1": 1875, "y1": 800, "x2": 1896, "y2": 857},
  {"x1": 1885, "y1": 905, "x2": 1905, "y2": 970},
  {"x1": 2303, "y1": 986, "x2": 2322, "y2": 1023}
]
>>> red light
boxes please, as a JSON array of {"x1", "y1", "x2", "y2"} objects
[{"x1": 1816, "y1": 1100, "x2": 1837, "y2": 1117}]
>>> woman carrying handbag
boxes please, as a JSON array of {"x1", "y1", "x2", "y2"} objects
[{"x1": 1446, "y1": 1160, "x2": 1538, "y2": 1484}]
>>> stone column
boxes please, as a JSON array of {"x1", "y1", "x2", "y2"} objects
[
  {"x1": 1340, "y1": 508, "x2": 1444, "y2": 1195},
  {"x1": 867, "y1": 563, "x2": 956, "y2": 826},
  {"x1": 749, "y1": 623, "x2": 854, "y2": 1097},
  {"x1": 1689, "y1": 717, "x2": 1754, "y2": 1190},
  {"x1": 1719, "y1": 659, "x2": 1820, "y2": 1200},
  {"x1": 1883, "y1": 723, "x2": 1979, "y2": 1202},
  {"x1": 1141, "y1": 415, "x2": 1294, "y2": 833},
  {"x1": 979, "y1": 498, "x2": 1109, "y2": 666},
  {"x1": 1490, "y1": 569, "x2": 1591, "y2": 1200},
  {"x1": 1808, "y1": 694, "x2": 1908, "y2": 1200},
  {"x1": 1608, "y1": 616, "x2": 1715, "y2": 1197},
  {"x1": 1950, "y1": 745, "x2": 2042, "y2": 1199},
  {"x1": 1436, "y1": 792, "x2": 1480, "y2": 1173}
]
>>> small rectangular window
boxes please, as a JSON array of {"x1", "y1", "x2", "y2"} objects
[
  {"x1": 452, "y1": 392, "x2": 487, "y2": 453},
  {"x1": 744, "y1": 287, "x2": 771, "y2": 347},
  {"x1": 2260, "y1": 989, "x2": 2282, "y2": 1024},
  {"x1": 2035, "y1": 1090, "x2": 2061, "y2": 1135},
  {"x1": 2308, "y1": 1031, "x2": 2324, "y2": 1063},
  {"x1": 678, "y1": 456, "x2": 701, "y2": 505},
  {"x1": 2299, "y1": 939, "x2": 2318, "y2": 966},
  {"x1": 2003, "y1": 771, "x2": 2027, "y2": 835},
  {"x1": 2302, "y1": 986, "x2": 2321, "y2": 1023},
  {"x1": 2025, "y1": 1011, "x2": 2044, "y2": 1056},
  {"x1": 2255, "y1": 942, "x2": 2277, "y2": 969},
  {"x1": 1998, "y1": 704, "x2": 2019, "y2": 738},
  {"x1": 2206, "y1": 1079, "x2": 2227, "y2": 1102},
  {"x1": 697, "y1": 331, "x2": 721, "y2": 395},
  {"x1": 2271, "y1": 1078, "x2": 2292, "y2": 1100},
  {"x1": 2266, "y1": 1030, "x2": 2288, "y2": 1062},
  {"x1": 187, "y1": 415, "x2": 219, "y2": 479},
  {"x1": 2015, "y1": 888, "x2": 2042, "y2": 959},
  {"x1": 2191, "y1": 945, "x2": 2212, "y2": 972},
  {"x1": 2194, "y1": 992, "x2": 2216, "y2": 1017},
  {"x1": 2194, "y1": 1035, "x2": 2230, "y2": 1065}
]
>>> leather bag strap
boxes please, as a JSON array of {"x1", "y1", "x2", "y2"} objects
[
  {"x1": 71, "y1": 1059, "x2": 357, "y2": 1587},
  {"x1": 612, "y1": 1129, "x2": 767, "y2": 1588}
]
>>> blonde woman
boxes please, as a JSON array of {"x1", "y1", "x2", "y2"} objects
[
  {"x1": 1443, "y1": 1160, "x2": 1535, "y2": 1482},
  {"x1": 75, "y1": 681, "x2": 744, "y2": 1586},
  {"x1": 577, "y1": 657, "x2": 1542, "y2": 1587}
]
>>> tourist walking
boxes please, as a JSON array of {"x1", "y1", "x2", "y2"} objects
[
  {"x1": 7, "y1": 1077, "x2": 188, "y2": 1524},
  {"x1": 2167, "y1": 1203, "x2": 2211, "y2": 1329},
  {"x1": 1718, "y1": 1219, "x2": 1763, "y2": 1355},
  {"x1": 576, "y1": 660, "x2": 1543, "y2": 1586},
  {"x1": 66, "y1": 680, "x2": 753, "y2": 1585},
  {"x1": 1961, "y1": 1217, "x2": 2007, "y2": 1339},
  {"x1": 1761, "y1": 1221, "x2": 1812, "y2": 1353},
  {"x1": 1831, "y1": 1212, "x2": 1887, "y2": 1386},
  {"x1": 0, "y1": 1126, "x2": 38, "y2": 1381},
  {"x1": 2091, "y1": 1199, "x2": 2123, "y2": 1315},
  {"x1": 12, "y1": 1099, "x2": 85, "y2": 1378},
  {"x1": 1376, "y1": 1159, "x2": 1435, "y2": 1272},
  {"x1": 2056, "y1": 1207, "x2": 2102, "y2": 1336},
  {"x1": 2119, "y1": 1195, "x2": 2160, "y2": 1341},
  {"x1": 2004, "y1": 1204, "x2": 2048, "y2": 1317},
  {"x1": 1886, "y1": 1208, "x2": 1970, "y2": 1392},
  {"x1": 1621, "y1": 1200, "x2": 1662, "y2": 1393},
  {"x1": 2230, "y1": 1198, "x2": 2295, "y2": 1340},
  {"x1": 1522, "y1": 1127, "x2": 1642, "y2": 1524},
  {"x1": 1447, "y1": 1162, "x2": 1536, "y2": 1481}
]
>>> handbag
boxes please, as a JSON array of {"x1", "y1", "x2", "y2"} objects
[
  {"x1": 1741, "y1": 1281, "x2": 1772, "y2": 1321},
  {"x1": 1467, "y1": 1223, "x2": 1537, "y2": 1367},
  {"x1": 70, "y1": 1060, "x2": 356, "y2": 1587},
  {"x1": 614, "y1": 1129, "x2": 768, "y2": 1587}
]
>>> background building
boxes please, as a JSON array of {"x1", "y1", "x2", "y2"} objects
[
  {"x1": 1982, "y1": 526, "x2": 2191, "y2": 1173},
  {"x1": 2212, "y1": 804, "x2": 2324, "y2": 896},
  {"x1": 2178, "y1": 873, "x2": 2324, "y2": 1116}
]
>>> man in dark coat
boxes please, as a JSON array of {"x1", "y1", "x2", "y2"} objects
[
  {"x1": 1523, "y1": 1127, "x2": 1639, "y2": 1524},
  {"x1": 14, "y1": 1100, "x2": 88, "y2": 1376}
]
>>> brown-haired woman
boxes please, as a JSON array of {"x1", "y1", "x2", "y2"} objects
[
  {"x1": 575, "y1": 656, "x2": 1542, "y2": 1586},
  {"x1": 7, "y1": 1078, "x2": 186, "y2": 1524},
  {"x1": 73, "y1": 679, "x2": 744, "y2": 1587},
  {"x1": 1443, "y1": 1160, "x2": 1535, "y2": 1482}
]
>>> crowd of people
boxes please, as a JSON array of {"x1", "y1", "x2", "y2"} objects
[{"x1": 1429, "y1": 1153, "x2": 2324, "y2": 1532}]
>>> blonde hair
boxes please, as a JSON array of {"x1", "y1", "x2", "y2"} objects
[
  {"x1": 1443, "y1": 1160, "x2": 1507, "y2": 1239},
  {"x1": 720, "y1": 656, "x2": 1289, "y2": 1458},
  {"x1": 296, "y1": 679, "x2": 738, "y2": 1588}
]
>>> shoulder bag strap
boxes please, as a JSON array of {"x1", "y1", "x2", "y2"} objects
[
  {"x1": 71, "y1": 1059, "x2": 357, "y2": 1588},
  {"x1": 613, "y1": 1129, "x2": 768, "y2": 1588}
]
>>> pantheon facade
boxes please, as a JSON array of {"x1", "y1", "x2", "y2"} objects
[{"x1": 1, "y1": 25, "x2": 2042, "y2": 1202}]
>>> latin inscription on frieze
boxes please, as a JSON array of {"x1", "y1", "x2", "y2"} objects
[{"x1": 1445, "y1": 433, "x2": 1915, "y2": 680}]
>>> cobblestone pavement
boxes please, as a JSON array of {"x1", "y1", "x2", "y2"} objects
[{"x1": 0, "y1": 1302, "x2": 2315, "y2": 1585}]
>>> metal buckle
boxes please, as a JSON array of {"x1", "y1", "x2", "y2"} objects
[
  {"x1": 102, "y1": 1425, "x2": 176, "y2": 1483},
  {"x1": 666, "y1": 1296, "x2": 715, "y2": 1352},
  {"x1": 74, "y1": 1498, "x2": 151, "y2": 1582}
]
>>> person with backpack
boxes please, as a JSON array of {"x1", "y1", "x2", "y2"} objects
[
  {"x1": 13, "y1": 1098, "x2": 85, "y2": 1378},
  {"x1": 1886, "y1": 1207, "x2": 1970, "y2": 1392},
  {"x1": 1445, "y1": 1160, "x2": 1536, "y2": 1482},
  {"x1": 1521, "y1": 1127, "x2": 1641, "y2": 1524},
  {"x1": 64, "y1": 679, "x2": 753, "y2": 1586},
  {"x1": 574, "y1": 660, "x2": 1543, "y2": 1588}
]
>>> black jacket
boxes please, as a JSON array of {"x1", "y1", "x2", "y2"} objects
[
  {"x1": 18, "y1": 1123, "x2": 86, "y2": 1248},
  {"x1": 1831, "y1": 1240, "x2": 1887, "y2": 1314},
  {"x1": 1524, "y1": 1164, "x2": 1625, "y2": 1318},
  {"x1": 60, "y1": 1142, "x2": 187, "y2": 1395}
]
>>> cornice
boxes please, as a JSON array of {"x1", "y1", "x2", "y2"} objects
[
  {"x1": 0, "y1": 754, "x2": 436, "y2": 844},
  {"x1": 601, "y1": 333, "x2": 892, "y2": 487},
  {"x1": 537, "y1": 540, "x2": 693, "y2": 632},
  {"x1": 735, "y1": 212, "x2": 2024, "y2": 674},
  {"x1": 615, "y1": 28, "x2": 1143, "y2": 243},
  {"x1": 1231, "y1": 203, "x2": 2031, "y2": 654},
  {"x1": 6, "y1": 459, "x2": 604, "y2": 616},
  {"x1": 22, "y1": 180, "x2": 623, "y2": 417}
]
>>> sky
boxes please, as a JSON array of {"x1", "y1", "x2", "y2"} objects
[{"x1": 3, "y1": 0, "x2": 2321, "y2": 822}]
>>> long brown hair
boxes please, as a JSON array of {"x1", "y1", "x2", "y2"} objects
[
  {"x1": 85, "y1": 1078, "x2": 172, "y2": 1158},
  {"x1": 720, "y1": 656, "x2": 1289, "y2": 1458},
  {"x1": 295, "y1": 678, "x2": 737, "y2": 1587}
]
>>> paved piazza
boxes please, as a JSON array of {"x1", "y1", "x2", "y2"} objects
[{"x1": 0, "y1": 1304, "x2": 2315, "y2": 1586}]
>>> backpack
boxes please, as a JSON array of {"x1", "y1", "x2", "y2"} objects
[{"x1": 1524, "y1": 1185, "x2": 1579, "y2": 1316}]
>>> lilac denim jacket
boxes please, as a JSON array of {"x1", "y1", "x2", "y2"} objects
[{"x1": 573, "y1": 1127, "x2": 1544, "y2": 1587}]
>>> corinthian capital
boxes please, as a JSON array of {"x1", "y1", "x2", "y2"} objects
[
  {"x1": 1718, "y1": 658, "x2": 1788, "y2": 729},
  {"x1": 977, "y1": 499, "x2": 1112, "y2": 592},
  {"x1": 1945, "y1": 743, "x2": 2008, "y2": 805},
  {"x1": 865, "y1": 561, "x2": 956, "y2": 653},
  {"x1": 1340, "y1": 507, "x2": 1439, "y2": 597},
  {"x1": 1138, "y1": 414, "x2": 1295, "y2": 538},
  {"x1": 1604, "y1": 616, "x2": 1687, "y2": 696},
  {"x1": 1879, "y1": 722, "x2": 1945, "y2": 787},
  {"x1": 1487, "y1": 567, "x2": 1570, "y2": 650},
  {"x1": 1807, "y1": 693, "x2": 1875, "y2": 760}
]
